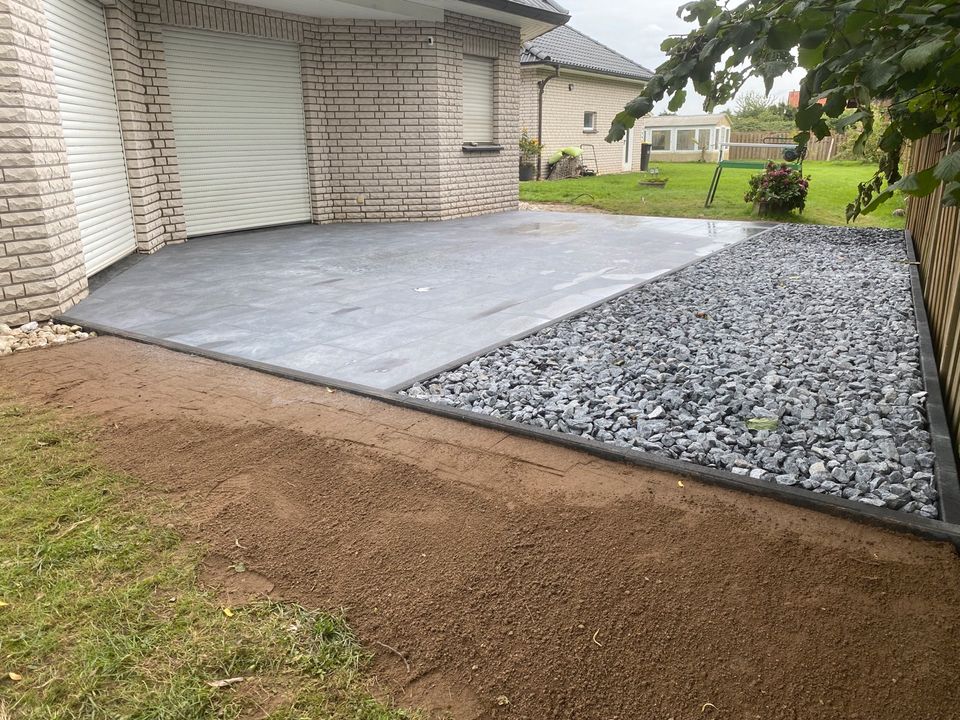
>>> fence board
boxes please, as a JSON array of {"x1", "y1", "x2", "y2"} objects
[
  {"x1": 728, "y1": 131, "x2": 836, "y2": 161},
  {"x1": 906, "y1": 130, "x2": 960, "y2": 461}
]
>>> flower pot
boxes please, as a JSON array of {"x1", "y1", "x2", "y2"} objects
[
  {"x1": 519, "y1": 162, "x2": 536, "y2": 181},
  {"x1": 754, "y1": 200, "x2": 789, "y2": 216}
]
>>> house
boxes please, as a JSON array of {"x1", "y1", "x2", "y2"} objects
[
  {"x1": 641, "y1": 114, "x2": 732, "y2": 163},
  {"x1": 520, "y1": 25, "x2": 652, "y2": 177},
  {"x1": 0, "y1": 0, "x2": 570, "y2": 326}
]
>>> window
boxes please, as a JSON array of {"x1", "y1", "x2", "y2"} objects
[
  {"x1": 583, "y1": 111, "x2": 597, "y2": 132},
  {"x1": 676, "y1": 129, "x2": 696, "y2": 151},
  {"x1": 697, "y1": 128, "x2": 711, "y2": 150},
  {"x1": 650, "y1": 130, "x2": 669, "y2": 151},
  {"x1": 462, "y1": 55, "x2": 494, "y2": 143}
]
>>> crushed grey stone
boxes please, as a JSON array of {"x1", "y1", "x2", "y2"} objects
[{"x1": 402, "y1": 225, "x2": 940, "y2": 518}]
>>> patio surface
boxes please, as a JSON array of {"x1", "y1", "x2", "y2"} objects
[{"x1": 65, "y1": 210, "x2": 770, "y2": 389}]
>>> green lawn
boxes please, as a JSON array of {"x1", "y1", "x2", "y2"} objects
[
  {"x1": 520, "y1": 160, "x2": 906, "y2": 229},
  {"x1": 0, "y1": 400, "x2": 415, "y2": 719}
]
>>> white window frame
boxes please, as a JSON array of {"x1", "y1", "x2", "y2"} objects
[{"x1": 583, "y1": 111, "x2": 597, "y2": 132}]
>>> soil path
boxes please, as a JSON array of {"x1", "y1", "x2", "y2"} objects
[{"x1": 3, "y1": 337, "x2": 960, "y2": 719}]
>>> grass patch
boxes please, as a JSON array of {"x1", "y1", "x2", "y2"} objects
[
  {"x1": 520, "y1": 160, "x2": 907, "y2": 229},
  {"x1": 0, "y1": 399, "x2": 415, "y2": 719}
]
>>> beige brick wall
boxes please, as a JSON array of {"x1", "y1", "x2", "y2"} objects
[
  {"x1": 520, "y1": 66, "x2": 646, "y2": 176},
  {"x1": 0, "y1": 0, "x2": 522, "y2": 324},
  {"x1": 0, "y1": 0, "x2": 85, "y2": 325},
  {"x1": 105, "y1": 0, "x2": 187, "y2": 251},
  {"x1": 436, "y1": 12, "x2": 520, "y2": 218},
  {"x1": 132, "y1": 1, "x2": 520, "y2": 223}
]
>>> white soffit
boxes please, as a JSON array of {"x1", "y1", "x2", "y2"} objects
[
  {"x1": 240, "y1": 0, "x2": 561, "y2": 39},
  {"x1": 250, "y1": 0, "x2": 443, "y2": 20}
]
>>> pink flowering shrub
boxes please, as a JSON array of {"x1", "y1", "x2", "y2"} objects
[{"x1": 744, "y1": 161, "x2": 810, "y2": 214}]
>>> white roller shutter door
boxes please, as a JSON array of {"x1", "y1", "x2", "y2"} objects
[
  {"x1": 44, "y1": 0, "x2": 137, "y2": 276},
  {"x1": 462, "y1": 55, "x2": 494, "y2": 143},
  {"x1": 162, "y1": 29, "x2": 311, "y2": 236}
]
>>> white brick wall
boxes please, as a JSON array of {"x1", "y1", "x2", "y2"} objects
[
  {"x1": 520, "y1": 66, "x2": 646, "y2": 176},
  {"x1": 0, "y1": 0, "x2": 85, "y2": 324}
]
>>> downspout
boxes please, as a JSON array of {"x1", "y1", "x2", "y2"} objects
[{"x1": 536, "y1": 64, "x2": 560, "y2": 180}]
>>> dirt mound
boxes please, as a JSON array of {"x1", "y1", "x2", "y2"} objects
[{"x1": 5, "y1": 338, "x2": 960, "y2": 719}]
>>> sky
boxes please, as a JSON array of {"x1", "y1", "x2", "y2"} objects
[{"x1": 557, "y1": 0, "x2": 806, "y2": 114}]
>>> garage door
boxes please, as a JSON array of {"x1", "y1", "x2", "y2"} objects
[
  {"x1": 162, "y1": 29, "x2": 311, "y2": 236},
  {"x1": 44, "y1": 0, "x2": 137, "y2": 276}
]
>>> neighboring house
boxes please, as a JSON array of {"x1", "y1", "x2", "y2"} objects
[
  {"x1": 0, "y1": 0, "x2": 570, "y2": 326},
  {"x1": 642, "y1": 114, "x2": 732, "y2": 163},
  {"x1": 520, "y1": 25, "x2": 652, "y2": 177}
]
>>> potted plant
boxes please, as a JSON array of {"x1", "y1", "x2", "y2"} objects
[
  {"x1": 744, "y1": 161, "x2": 810, "y2": 215},
  {"x1": 638, "y1": 168, "x2": 669, "y2": 187},
  {"x1": 519, "y1": 129, "x2": 542, "y2": 181}
]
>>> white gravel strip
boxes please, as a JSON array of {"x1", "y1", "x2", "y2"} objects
[
  {"x1": 403, "y1": 225, "x2": 939, "y2": 518},
  {"x1": 1, "y1": 320, "x2": 95, "y2": 356}
]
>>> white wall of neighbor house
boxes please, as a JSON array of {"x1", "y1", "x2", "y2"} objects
[
  {"x1": 520, "y1": 66, "x2": 645, "y2": 176},
  {"x1": 0, "y1": 0, "x2": 523, "y2": 324}
]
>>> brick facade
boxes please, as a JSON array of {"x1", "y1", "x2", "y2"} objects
[
  {"x1": 521, "y1": 66, "x2": 645, "y2": 176},
  {"x1": 0, "y1": 0, "x2": 523, "y2": 324},
  {"x1": 0, "y1": 0, "x2": 85, "y2": 324}
]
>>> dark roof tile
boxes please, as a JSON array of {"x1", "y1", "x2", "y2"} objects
[{"x1": 521, "y1": 25, "x2": 653, "y2": 81}]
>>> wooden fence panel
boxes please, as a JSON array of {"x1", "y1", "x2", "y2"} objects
[
  {"x1": 907, "y1": 130, "x2": 960, "y2": 459},
  {"x1": 728, "y1": 131, "x2": 836, "y2": 161}
]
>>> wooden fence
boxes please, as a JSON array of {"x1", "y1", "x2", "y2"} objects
[
  {"x1": 728, "y1": 131, "x2": 837, "y2": 161},
  {"x1": 906, "y1": 130, "x2": 960, "y2": 458}
]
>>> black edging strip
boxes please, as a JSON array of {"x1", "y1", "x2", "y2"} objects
[
  {"x1": 57, "y1": 310, "x2": 960, "y2": 549},
  {"x1": 904, "y1": 230, "x2": 960, "y2": 523}
]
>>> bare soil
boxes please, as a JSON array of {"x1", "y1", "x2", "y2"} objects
[{"x1": 4, "y1": 337, "x2": 960, "y2": 719}]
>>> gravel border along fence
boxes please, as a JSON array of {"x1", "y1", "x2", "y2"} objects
[{"x1": 403, "y1": 225, "x2": 939, "y2": 518}]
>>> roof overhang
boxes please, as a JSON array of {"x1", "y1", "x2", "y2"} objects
[
  {"x1": 523, "y1": 62, "x2": 650, "y2": 85},
  {"x1": 240, "y1": 0, "x2": 568, "y2": 39},
  {"x1": 443, "y1": 0, "x2": 569, "y2": 39}
]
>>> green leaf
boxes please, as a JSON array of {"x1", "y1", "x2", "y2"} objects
[
  {"x1": 667, "y1": 89, "x2": 687, "y2": 113},
  {"x1": 795, "y1": 103, "x2": 824, "y2": 131},
  {"x1": 833, "y1": 109, "x2": 870, "y2": 132},
  {"x1": 861, "y1": 188, "x2": 894, "y2": 214},
  {"x1": 798, "y1": 44, "x2": 824, "y2": 69},
  {"x1": 942, "y1": 182, "x2": 960, "y2": 207},
  {"x1": 624, "y1": 95, "x2": 654, "y2": 120},
  {"x1": 895, "y1": 167, "x2": 940, "y2": 197},
  {"x1": 768, "y1": 22, "x2": 802, "y2": 51},
  {"x1": 798, "y1": 28, "x2": 828, "y2": 49},
  {"x1": 859, "y1": 60, "x2": 897, "y2": 91},
  {"x1": 901, "y1": 39, "x2": 949, "y2": 71},
  {"x1": 933, "y1": 150, "x2": 960, "y2": 182}
]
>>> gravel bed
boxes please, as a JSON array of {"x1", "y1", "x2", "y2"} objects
[
  {"x1": 403, "y1": 225, "x2": 939, "y2": 518},
  {"x1": 0, "y1": 320, "x2": 95, "y2": 356}
]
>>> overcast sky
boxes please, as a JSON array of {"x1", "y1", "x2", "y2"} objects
[{"x1": 559, "y1": 0, "x2": 805, "y2": 114}]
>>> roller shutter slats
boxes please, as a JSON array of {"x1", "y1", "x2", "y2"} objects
[
  {"x1": 44, "y1": 0, "x2": 137, "y2": 276},
  {"x1": 462, "y1": 55, "x2": 494, "y2": 144},
  {"x1": 163, "y1": 29, "x2": 311, "y2": 236}
]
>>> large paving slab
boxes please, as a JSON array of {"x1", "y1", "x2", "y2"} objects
[{"x1": 65, "y1": 210, "x2": 770, "y2": 389}]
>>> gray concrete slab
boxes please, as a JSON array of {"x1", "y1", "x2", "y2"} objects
[{"x1": 67, "y1": 210, "x2": 770, "y2": 390}]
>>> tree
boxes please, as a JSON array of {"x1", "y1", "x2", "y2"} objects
[
  {"x1": 833, "y1": 103, "x2": 892, "y2": 163},
  {"x1": 730, "y1": 91, "x2": 796, "y2": 132},
  {"x1": 606, "y1": 0, "x2": 960, "y2": 219}
]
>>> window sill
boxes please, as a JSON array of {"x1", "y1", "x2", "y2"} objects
[
  {"x1": 462, "y1": 143, "x2": 503, "y2": 154},
  {"x1": 582, "y1": 129, "x2": 598, "y2": 134}
]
